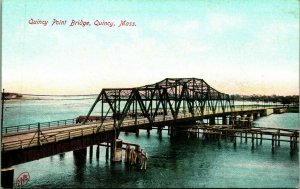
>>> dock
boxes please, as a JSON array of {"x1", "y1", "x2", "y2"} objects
[{"x1": 184, "y1": 124, "x2": 299, "y2": 153}]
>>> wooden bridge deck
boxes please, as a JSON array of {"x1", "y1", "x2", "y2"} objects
[
  {"x1": 186, "y1": 125, "x2": 299, "y2": 152},
  {"x1": 1, "y1": 106, "x2": 287, "y2": 152}
]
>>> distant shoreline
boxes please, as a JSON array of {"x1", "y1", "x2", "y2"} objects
[{"x1": 4, "y1": 97, "x2": 96, "y2": 102}]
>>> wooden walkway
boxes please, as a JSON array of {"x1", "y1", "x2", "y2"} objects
[
  {"x1": 186, "y1": 125, "x2": 299, "y2": 152},
  {"x1": 1, "y1": 106, "x2": 290, "y2": 152}
]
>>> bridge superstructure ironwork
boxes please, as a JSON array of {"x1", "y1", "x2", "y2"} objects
[
  {"x1": 84, "y1": 78, "x2": 234, "y2": 132},
  {"x1": 2, "y1": 78, "x2": 296, "y2": 168}
]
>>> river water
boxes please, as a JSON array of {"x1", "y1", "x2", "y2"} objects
[{"x1": 2, "y1": 98, "x2": 299, "y2": 188}]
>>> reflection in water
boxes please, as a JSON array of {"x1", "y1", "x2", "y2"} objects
[
  {"x1": 10, "y1": 113, "x2": 299, "y2": 188},
  {"x1": 59, "y1": 153, "x2": 65, "y2": 161},
  {"x1": 96, "y1": 145, "x2": 100, "y2": 161},
  {"x1": 73, "y1": 148, "x2": 87, "y2": 182},
  {"x1": 89, "y1": 146, "x2": 93, "y2": 164}
]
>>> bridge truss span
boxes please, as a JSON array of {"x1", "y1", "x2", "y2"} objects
[{"x1": 84, "y1": 78, "x2": 234, "y2": 131}]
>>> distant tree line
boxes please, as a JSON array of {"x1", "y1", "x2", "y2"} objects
[{"x1": 230, "y1": 94, "x2": 299, "y2": 105}]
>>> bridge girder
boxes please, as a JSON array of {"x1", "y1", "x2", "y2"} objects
[{"x1": 84, "y1": 78, "x2": 234, "y2": 131}]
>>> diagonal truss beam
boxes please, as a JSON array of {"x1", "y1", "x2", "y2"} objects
[{"x1": 84, "y1": 78, "x2": 234, "y2": 133}]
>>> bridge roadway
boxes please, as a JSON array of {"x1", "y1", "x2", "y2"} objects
[{"x1": 1, "y1": 106, "x2": 286, "y2": 167}]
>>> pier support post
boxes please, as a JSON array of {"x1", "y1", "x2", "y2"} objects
[
  {"x1": 222, "y1": 116, "x2": 227, "y2": 125},
  {"x1": 157, "y1": 127, "x2": 162, "y2": 135},
  {"x1": 245, "y1": 131, "x2": 248, "y2": 143},
  {"x1": 73, "y1": 148, "x2": 87, "y2": 157},
  {"x1": 294, "y1": 136, "x2": 298, "y2": 150},
  {"x1": 240, "y1": 132, "x2": 242, "y2": 143},
  {"x1": 229, "y1": 116, "x2": 235, "y2": 125},
  {"x1": 277, "y1": 130, "x2": 280, "y2": 146},
  {"x1": 170, "y1": 126, "x2": 176, "y2": 138},
  {"x1": 233, "y1": 133, "x2": 236, "y2": 147},
  {"x1": 256, "y1": 133, "x2": 258, "y2": 145},
  {"x1": 249, "y1": 114, "x2": 253, "y2": 128},
  {"x1": 125, "y1": 144, "x2": 130, "y2": 163},
  {"x1": 209, "y1": 117, "x2": 215, "y2": 125},
  {"x1": 251, "y1": 132, "x2": 254, "y2": 149},
  {"x1": 292, "y1": 136, "x2": 297, "y2": 152},
  {"x1": 1, "y1": 168, "x2": 14, "y2": 188},
  {"x1": 290, "y1": 136, "x2": 293, "y2": 153},
  {"x1": 272, "y1": 135, "x2": 275, "y2": 152},
  {"x1": 110, "y1": 141, "x2": 115, "y2": 161},
  {"x1": 96, "y1": 145, "x2": 100, "y2": 161},
  {"x1": 113, "y1": 139, "x2": 123, "y2": 162},
  {"x1": 106, "y1": 143, "x2": 109, "y2": 161},
  {"x1": 89, "y1": 145, "x2": 93, "y2": 159}
]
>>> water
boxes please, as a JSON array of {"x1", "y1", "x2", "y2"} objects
[{"x1": 3, "y1": 99, "x2": 299, "y2": 188}]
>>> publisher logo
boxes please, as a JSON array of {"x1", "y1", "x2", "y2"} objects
[{"x1": 16, "y1": 172, "x2": 30, "y2": 187}]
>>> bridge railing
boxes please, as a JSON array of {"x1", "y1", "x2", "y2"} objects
[
  {"x1": 2, "y1": 104, "x2": 288, "y2": 134},
  {"x1": 2, "y1": 122, "x2": 116, "y2": 152},
  {"x1": 2, "y1": 118, "x2": 77, "y2": 134}
]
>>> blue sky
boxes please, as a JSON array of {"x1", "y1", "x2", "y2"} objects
[{"x1": 2, "y1": 0, "x2": 299, "y2": 95}]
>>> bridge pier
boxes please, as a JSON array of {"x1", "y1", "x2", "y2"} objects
[
  {"x1": 96, "y1": 145, "x2": 100, "y2": 161},
  {"x1": 222, "y1": 116, "x2": 227, "y2": 125},
  {"x1": 209, "y1": 117, "x2": 215, "y2": 125},
  {"x1": 170, "y1": 126, "x2": 176, "y2": 138},
  {"x1": 110, "y1": 141, "x2": 115, "y2": 161},
  {"x1": 229, "y1": 116, "x2": 235, "y2": 126},
  {"x1": 89, "y1": 145, "x2": 93, "y2": 159},
  {"x1": 136, "y1": 129, "x2": 139, "y2": 136},
  {"x1": 73, "y1": 148, "x2": 87, "y2": 157},
  {"x1": 157, "y1": 127, "x2": 162, "y2": 135},
  {"x1": 1, "y1": 167, "x2": 14, "y2": 188},
  {"x1": 106, "y1": 143, "x2": 109, "y2": 161},
  {"x1": 109, "y1": 139, "x2": 123, "y2": 162}
]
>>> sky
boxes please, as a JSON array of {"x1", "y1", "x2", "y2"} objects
[{"x1": 2, "y1": 0, "x2": 299, "y2": 96}]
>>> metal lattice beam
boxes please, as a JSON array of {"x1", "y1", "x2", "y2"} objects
[{"x1": 84, "y1": 78, "x2": 234, "y2": 132}]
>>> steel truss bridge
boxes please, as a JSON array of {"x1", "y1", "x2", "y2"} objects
[
  {"x1": 85, "y1": 78, "x2": 233, "y2": 134},
  {"x1": 3, "y1": 78, "x2": 291, "y2": 167}
]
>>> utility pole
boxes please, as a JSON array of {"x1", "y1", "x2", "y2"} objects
[
  {"x1": 1, "y1": 89, "x2": 5, "y2": 147},
  {"x1": 242, "y1": 96, "x2": 244, "y2": 110}
]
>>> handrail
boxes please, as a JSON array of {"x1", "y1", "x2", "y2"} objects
[
  {"x1": 2, "y1": 105, "x2": 287, "y2": 134},
  {"x1": 2, "y1": 118, "x2": 77, "y2": 134},
  {"x1": 1, "y1": 105, "x2": 293, "y2": 152}
]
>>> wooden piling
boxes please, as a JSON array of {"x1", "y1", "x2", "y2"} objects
[
  {"x1": 256, "y1": 132, "x2": 258, "y2": 144},
  {"x1": 106, "y1": 143, "x2": 109, "y2": 161},
  {"x1": 293, "y1": 136, "x2": 297, "y2": 151},
  {"x1": 1, "y1": 168, "x2": 14, "y2": 188},
  {"x1": 96, "y1": 145, "x2": 100, "y2": 160},
  {"x1": 240, "y1": 132, "x2": 242, "y2": 143},
  {"x1": 272, "y1": 135, "x2": 274, "y2": 152},
  {"x1": 251, "y1": 132, "x2": 254, "y2": 149},
  {"x1": 260, "y1": 132, "x2": 262, "y2": 144},
  {"x1": 233, "y1": 133, "x2": 236, "y2": 147},
  {"x1": 89, "y1": 145, "x2": 93, "y2": 158},
  {"x1": 290, "y1": 136, "x2": 293, "y2": 153}
]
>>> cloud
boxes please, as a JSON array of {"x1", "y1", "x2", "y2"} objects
[{"x1": 207, "y1": 13, "x2": 244, "y2": 33}]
